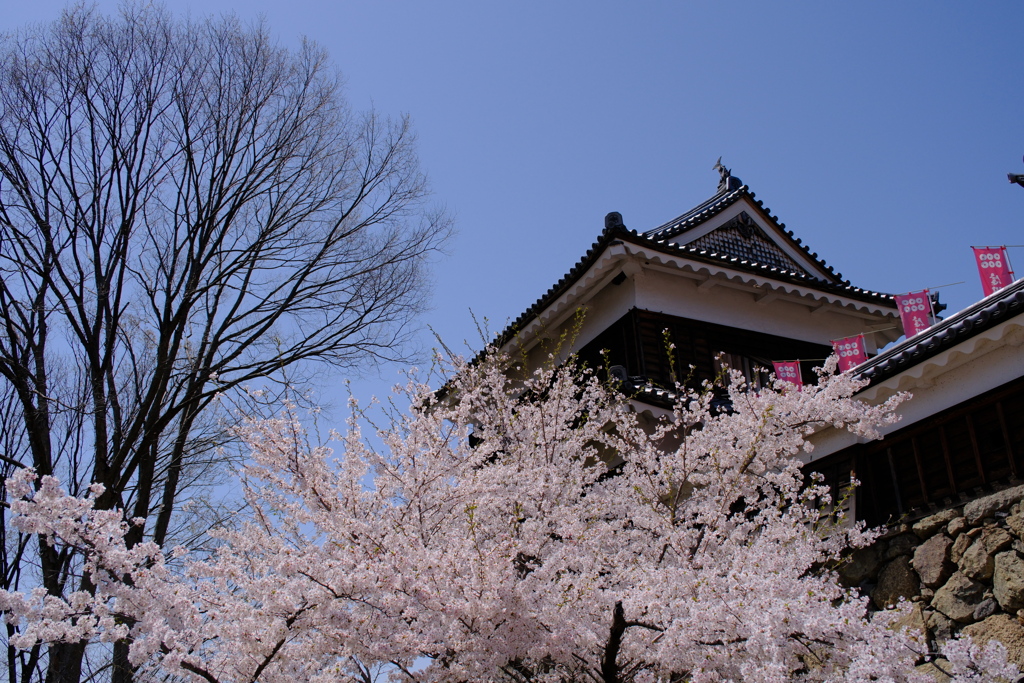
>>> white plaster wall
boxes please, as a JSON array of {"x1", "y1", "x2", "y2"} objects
[
  {"x1": 634, "y1": 268, "x2": 889, "y2": 348},
  {"x1": 517, "y1": 262, "x2": 637, "y2": 371}
]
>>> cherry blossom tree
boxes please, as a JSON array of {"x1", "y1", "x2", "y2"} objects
[
  {"x1": 0, "y1": 352, "x2": 1018, "y2": 683},
  {"x1": 0, "y1": 6, "x2": 449, "y2": 681}
]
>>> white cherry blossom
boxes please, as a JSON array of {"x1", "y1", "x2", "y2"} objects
[{"x1": 2, "y1": 353, "x2": 1016, "y2": 682}]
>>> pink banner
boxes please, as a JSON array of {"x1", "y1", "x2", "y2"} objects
[
  {"x1": 772, "y1": 361, "x2": 803, "y2": 390},
  {"x1": 973, "y1": 247, "x2": 1014, "y2": 297},
  {"x1": 894, "y1": 290, "x2": 933, "y2": 338},
  {"x1": 832, "y1": 335, "x2": 867, "y2": 372}
]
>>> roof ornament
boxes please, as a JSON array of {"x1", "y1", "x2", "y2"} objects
[
  {"x1": 714, "y1": 157, "x2": 743, "y2": 194},
  {"x1": 605, "y1": 211, "x2": 625, "y2": 230},
  {"x1": 1009, "y1": 153, "x2": 1024, "y2": 188}
]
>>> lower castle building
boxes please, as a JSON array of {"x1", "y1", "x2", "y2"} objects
[
  {"x1": 484, "y1": 161, "x2": 1024, "y2": 662},
  {"x1": 490, "y1": 162, "x2": 1024, "y2": 528}
]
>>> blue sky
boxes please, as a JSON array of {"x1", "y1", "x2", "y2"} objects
[{"x1": 5, "y1": 2, "x2": 1023, "y2": 407}]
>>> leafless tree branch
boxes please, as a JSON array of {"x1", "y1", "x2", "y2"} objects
[{"x1": 0, "y1": 5, "x2": 450, "y2": 682}]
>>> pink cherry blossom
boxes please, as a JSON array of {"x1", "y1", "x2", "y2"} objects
[{"x1": 2, "y1": 352, "x2": 1017, "y2": 682}]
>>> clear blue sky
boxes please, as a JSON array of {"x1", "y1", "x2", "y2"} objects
[{"x1": 5, "y1": 2, "x2": 1023, "y2": 407}]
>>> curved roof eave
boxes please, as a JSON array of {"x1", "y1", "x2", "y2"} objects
[
  {"x1": 622, "y1": 240, "x2": 897, "y2": 317},
  {"x1": 490, "y1": 225, "x2": 897, "y2": 356}
]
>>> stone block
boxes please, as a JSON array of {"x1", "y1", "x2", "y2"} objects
[
  {"x1": 962, "y1": 613, "x2": 1024, "y2": 670},
  {"x1": 913, "y1": 509, "x2": 961, "y2": 539},
  {"x1": 913, "y1": 534, "x2": 954, "y2": 588},
  {"x1": 925, "y1": 608, "x2": 955, "y2": 643},
  {"x1": 959, "y1": 528, "x2": 1013, "y2": 581},
  {"x1": 839, "y1": 545, "x2": 880, "y2": 587},
  {"x1": 947, "y1": 516, "x2": 968, "y2": 538},
  {"x1": 1007, "y1": 514, "x2": 1024, "y2": 539},
  {"x1": 891, "y1": 602, "x2": 929, "y2": 650},
  {"x1": 951, "y1": 532, "x2": 972, "y2": 564},
  {"x1": 872, "y1": 556, "x2": 920, "y2": 609},
  {"x1": 932, "y1": 571, "x2": 986, "y2": 623},
  {"x1": 994, "y1": 550, "x2": 1024, "y2": 613},
  {"x1": 915, "y1": 659, "x2": 952, "y2": 682},
  {"x1": 973, "y1": 597, "x2": 999, "y2": 622},
  {"x1": 964, "y1": 485, "x2": 1024, "y2": 525},
  {"x1": 883, "y1": 533, "x2": 919, "y2": 560}
]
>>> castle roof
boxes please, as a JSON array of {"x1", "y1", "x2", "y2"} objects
[{"x1": 489, "y1": 178, "x2": 897, "y2": 354}]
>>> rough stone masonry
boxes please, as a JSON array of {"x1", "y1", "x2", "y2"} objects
[{"x1": 840, "y1": 485, "x2": 1024, "y2": 678}]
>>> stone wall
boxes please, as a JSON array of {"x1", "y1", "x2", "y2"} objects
[{"x1": 841, "y1": 485, "x2": 1024, "y2": 674}]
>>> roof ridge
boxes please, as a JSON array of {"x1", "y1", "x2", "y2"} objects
[{"x1": 645, "y1": 186, "x2": 746, "y2": 238}]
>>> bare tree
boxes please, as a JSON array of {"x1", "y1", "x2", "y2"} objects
[{"x1": 0, "y1": 5, "x2": 450, "y2": 683}]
